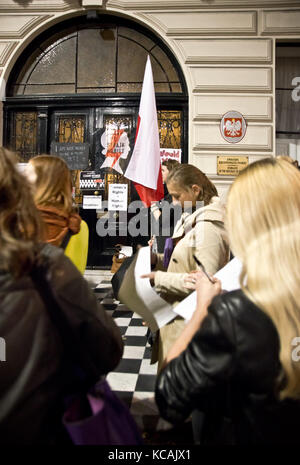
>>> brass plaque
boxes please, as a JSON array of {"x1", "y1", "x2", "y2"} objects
[{"x1": 217, "y1": 156, "x2": 248, "y2": 176}]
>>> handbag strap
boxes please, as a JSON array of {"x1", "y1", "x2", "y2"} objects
[
  {"x1": 30, "y1": 259, "x2": 99, "y2": 385},
  {"x1": 60, "y1": 229, "x2": 72, "y2": 250}
]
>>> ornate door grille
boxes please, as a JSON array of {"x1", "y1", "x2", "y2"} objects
[
  {"x1": 12, "y1": 112, "x2": 37, "y2": 161},
  {"x1": 158, "y1": 110, "x2": 181, "y2": 149},
  {"x1": 58, "y1": 115, "x2": 86, "y2": 204}
]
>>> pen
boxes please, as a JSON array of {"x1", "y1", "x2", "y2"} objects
[{"x1": 193, "y1": 255, "x2": 215, "y2": 284}]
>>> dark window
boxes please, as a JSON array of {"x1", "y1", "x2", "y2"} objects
[
  {"x1": 276, "y1": 43, "x2": 300, "y2": 158},
  {"x1": 10, "y1": 25, "x2": 182, "y2": 96}
]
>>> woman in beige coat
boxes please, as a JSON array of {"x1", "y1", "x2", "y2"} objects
[{"x1": 144, "y1": 164, "x2": 230, "y2": 371}]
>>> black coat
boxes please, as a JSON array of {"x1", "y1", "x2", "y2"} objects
[
  {"x1": 155, "y1": 289, "x2": 300, "y2": 444},
  {"x1": 0, "y1": 245, "x2": 123, "y2": 445}
]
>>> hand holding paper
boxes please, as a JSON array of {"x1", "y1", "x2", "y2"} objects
[
  {"x1": 116, "y1": 246, "x2": 176, "y2": 332},
  {"x1": 174, "y1": 257, "x2": 243, "y2": 321}
]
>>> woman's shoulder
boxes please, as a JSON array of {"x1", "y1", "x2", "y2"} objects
[
  {"x1": 210, "y1": 289, "x2": 265, "y2": 318},
  {"x1": 193, "y1": 196, "x2": 225, "y2": 225},
  {"x1": 208, "y1": 289, "x2": 280, "y2": 343}
]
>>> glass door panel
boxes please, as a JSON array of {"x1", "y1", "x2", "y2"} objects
[{"x1": 52, "y1": 111, "x2": 89, "y2": 205}]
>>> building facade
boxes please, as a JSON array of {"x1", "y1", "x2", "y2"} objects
[
  {"x1": 1, "y1": 0, "x2": 300, "y2": 197},
  {"x1": 0, "y1": 0, "x2": 299, "y2": 266}
]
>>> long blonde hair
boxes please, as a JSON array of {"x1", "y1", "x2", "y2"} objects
[
  {"x1": 0, "y1": 148, "x2": 42, "y2": 277},
  {"x1": 226, "y1": 157, "x2": 300, "y2": 400},
  {"x1": 29, "y1": 155, "x2": 73, "y2": 214}
]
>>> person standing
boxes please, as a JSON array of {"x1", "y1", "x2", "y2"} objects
[
  {"x1": 0, "y1": 148, "x2": 123, "y2": 444},
  {"x1": 143, "y1": 164, "x2": 230, "y2": 372},
  {"x1": 155, "y1": 157, "x2": 300, "y2": 444}
]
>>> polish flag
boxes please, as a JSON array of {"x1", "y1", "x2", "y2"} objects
[{"x1": 124, "y1": 55, "x2": 164, "y2": 207}]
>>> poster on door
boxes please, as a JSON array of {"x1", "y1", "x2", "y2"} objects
[
  {"x1": 95, "y1": 118, "x2": 135, "y2": 177},
  {"x1": 160, "y1": 148, "x2": 182, "y2": 163}
]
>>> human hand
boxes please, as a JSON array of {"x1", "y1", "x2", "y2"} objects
[
  {"x1": 193, "y1": 270, "x2": 222, "y2": 311},
  {"x1": 153, "y1": 209, "x2": 161, "y2": 221},
  {"x1": 183, "y1": 270, "x2": 199, "y2": 290},
  {"x1": 141, "y1": 272, "x2": 156, "y2": 286}
]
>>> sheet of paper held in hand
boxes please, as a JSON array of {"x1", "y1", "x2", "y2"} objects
[
  {"x1": 173, "y1": 257, "x2": 243, "y2": 321},
  {"x1": 117, "y1": 246, "x2": 177, "y2": 332},
  {"x1": 118, "y1": 245, "x2": 133, "y2": 258}
]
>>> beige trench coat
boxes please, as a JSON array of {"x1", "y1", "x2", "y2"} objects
[{"x1": 152, "y1": 196, "x2": 230, "y2": 372}]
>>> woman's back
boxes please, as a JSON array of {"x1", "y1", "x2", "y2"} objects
[
  {"x1": 0, "y1": 244, "x2": 122, "y2": 445},
  {"x1": 26, "y1": 156, "x2": 89, "y2": 273},
  {"x1": 155, "y1": 158, "x2": 300, "y2": 444},
  {"x1": 156, "y1": 289, "x2": 300, "y2": 444}
]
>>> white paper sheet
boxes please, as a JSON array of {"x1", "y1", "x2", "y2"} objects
[
  {"x1": 118, "y1": 246, "x2": 133, "y2": 258},
  {"x1": 173, "y1": 257, "x2": 243, "y2": 321},
  {"x1": 83, "y1": 195, "x2": 102, "y2": 210},
  {"x1": 117, "y1": 246, "x2": 177, "y2": 332},
  {"x1": 108, "y1": 184, "x2": 128, "y2": 211}
]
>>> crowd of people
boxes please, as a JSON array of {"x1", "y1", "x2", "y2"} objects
[{"x1": 1, "y1": 146, "x2": 300, "y2": 445}]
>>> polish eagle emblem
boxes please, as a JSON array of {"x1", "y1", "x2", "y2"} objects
[{"x1": 224, "y1": 118, "x2": 243, "y2": 138}]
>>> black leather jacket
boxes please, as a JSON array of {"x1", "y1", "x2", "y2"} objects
[
  {"x1": 155, "y1": 289, "x2": 300, "y2": 444},
  {"x1": 0, "y1": 245, "x2": 123, "y2": 445}
]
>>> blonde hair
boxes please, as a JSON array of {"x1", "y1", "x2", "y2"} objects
[
  {"x1": 0, "y1": 148, "x2": 42, "y2": 277},
  {"x1": 226, "y1": 157, "x2": 300, "y2": 400},
  {"x1": 29, "y1": 155, "x2": 73, "y2": 214},
  {"x1": 276, "y1": 155, "x2": 295, "y2": 164},
  {"x1": 167, "y1": 163, "x2": 218, "y2": 205}
]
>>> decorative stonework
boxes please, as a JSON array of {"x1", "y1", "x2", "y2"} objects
[
  {"x1": 174, "y1": 39, "x2": 272, "y2": 64},
  {"x1": 190, "y1": 67, "x2": 272, "y2": 93},
  {"x1": 82, "y1": 0, "x2": 105, "y2": 6},
  {"x1": 139, "y1": 11, "x2": 257, "y2": 36},
  {"x1": 107, "y1": 0, "x2": 300, "y2": 9},
  {"x1": 0, "y1": 1, "x2": 80, "y2": 12},
  {"x1": 193, "y1": 95, "x2": 272, "y2": 122},
  {"x1": 0, "y1": 14, "x2": 52, "y2": 39},
  {"x1": 0, "y1": 41, "x2": 17, "y2": 66},
  {"x1": 193, "y1": 123, "x2": 273, "y2": 152},
  {"x1": 262, "y1": 9, "x2": 300, "y2": 35}
]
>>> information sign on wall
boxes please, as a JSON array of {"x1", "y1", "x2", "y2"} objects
[{"x1": 217, "y1": 156, "x2": 249, "y2": 176}]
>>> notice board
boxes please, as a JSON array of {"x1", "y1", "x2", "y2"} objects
[{"x1": 50, "y1": 142, "x2": 89, "y2": 170}]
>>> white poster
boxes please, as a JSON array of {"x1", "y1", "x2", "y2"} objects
[
  {"x1": 160, "y1": 148, "x2": 182, "y2": 164},
  {"x1": 108, "y1": 183, "x2": 128, "y2": 211},
  {"x1": 83, "y1": 195, "x2": 102, "y2": 210}
]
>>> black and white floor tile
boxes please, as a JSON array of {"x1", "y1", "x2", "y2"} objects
[
  {"x1": 84, "y1": 270, "x2": 171, "y2": 432},
  {"x1": 84, "y1": 270, "x2": 193, "y2": 444}
]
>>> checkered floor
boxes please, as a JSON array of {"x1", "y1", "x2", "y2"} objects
[{"x1": 84, "y1": 269, "x2": 174, "y2": 436}]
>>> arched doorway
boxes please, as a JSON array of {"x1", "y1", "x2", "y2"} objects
[{"x1": 4, "y1": 14, "x2": 188, "y2": 267}]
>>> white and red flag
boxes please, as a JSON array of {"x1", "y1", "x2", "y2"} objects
[{"x1": 124, "y1": 55, "x2": 164, "y2": 207}]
